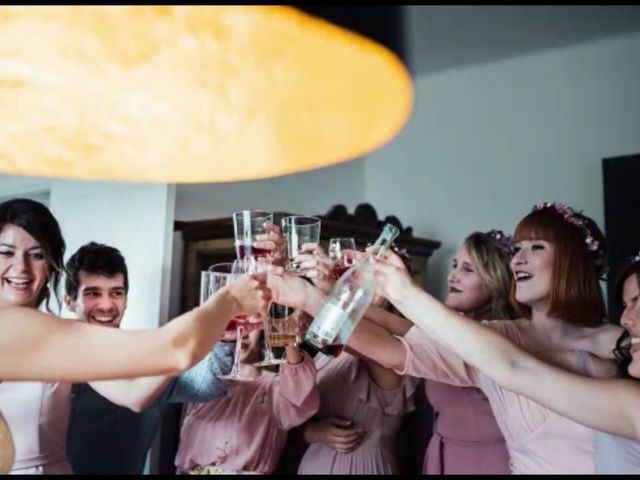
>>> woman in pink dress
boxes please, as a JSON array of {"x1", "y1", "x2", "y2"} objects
[
  {"x1": 276, "y1": 243, "x2": 416, "y2": 474},
  {"x1": 296, "y1": 350, "x2": 416, "y2": 474},
  {"x1": 0, "y1": 198, "x2": 271, "y2": 474},
  {"x1": 379, "y1": 244, "x2": 640, "y2": 473},
  {"x1": 275, "y1": 234, "x2": 513, "y2": 474},
  {"x1": 175, "y1": 327, "x2": 319, "y2": 474},
  {"x1": 419, "y1": 231, "x2": 514, "y2": 474},
  {"x1": 350, "y1": 203, "x2": 623, "y2": 473}
]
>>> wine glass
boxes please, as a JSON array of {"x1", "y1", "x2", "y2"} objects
[
  {"x1": 251, "y1": 312, "x2": 287, "y2": 367},
  {"x1": 281, "y1": 215, "x2": 321, "y2": 275},
  {"x1": 208, "y1": 261, "x2": 261, "y2": 382},
  {"x1": 226, "y1": 256, "x2": 285, "y2": 368},
  {"x1": 248, "y1": 261, "x2": 287, "y2": 368},
  {"x1": 328, "y1": 237, "x2": 357, "y2": 279},
  {"x1": 233, "y1": 210, "x2": 274, "y2": 261}
]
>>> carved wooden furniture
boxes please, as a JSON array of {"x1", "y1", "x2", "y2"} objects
[{"x1": 175, "y1": 203, "x2": 441, "y2": 314}]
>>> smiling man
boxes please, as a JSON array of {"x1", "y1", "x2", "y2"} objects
[
  {"x1": 63, "y1": 242, "x2": 235, "y2": 474},
  {"x1": 64, "y1": 242, "x2": 128, "y2": 329}
]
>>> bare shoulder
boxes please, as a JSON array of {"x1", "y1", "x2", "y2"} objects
[{"x1": 574, "y1": 323, "x2": 624, "y2": 360}]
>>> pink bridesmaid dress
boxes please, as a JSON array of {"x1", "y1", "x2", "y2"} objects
[
  {"x1": 175, "y1": 352, "x2": 319, "y2": 474},
  {"x1": 398, "y1": 321, "x2": 597, "y2": 474},
  {"x1": 297, "y1": 352, "x2": 417, "y2": 474},
  {"x1": 423, "y1": 380, "x2": 510, "y2": 474}
]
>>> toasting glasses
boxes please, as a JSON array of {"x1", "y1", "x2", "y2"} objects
[
  {"x1": 328, "y1": 237, "x2": 357, "y2": 279},
  {"x1": 281, "y1": 215, "x2": 321, "y2": 275},
  {"x1": 202, "y1": 261, "x2": 262, "y2": 382},
  {"x1": 233, "y1": 210, "x2": 274, "y2": 261}
]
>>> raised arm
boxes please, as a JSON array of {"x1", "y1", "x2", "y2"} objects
[
  {"x1": 346, "y1": 318, "x2": 407, "y2": 371},
  {"x1": 0, "y1": 306, "x2": 204, "y2": 382},
  {"x1": 165, "y1": 340, "x2": 235, "y2": 404},
  {"x1": 87, "y1": 340, "x2": 236, "y2": 412},
  {"x1": 372, "y1": 255, "x2": 640, "y2": 440},
  {"x1": 0, "y1": 274, "x2": 270, "y2": 382}
]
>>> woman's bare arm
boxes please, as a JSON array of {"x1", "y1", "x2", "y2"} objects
[{"x1": 0, "y1": 274, "x2": 269, "y2": 382}]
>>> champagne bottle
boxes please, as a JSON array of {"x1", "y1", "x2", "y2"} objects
[{"x1": 304, "y1": 224, "x2": 400, "y2": 354}]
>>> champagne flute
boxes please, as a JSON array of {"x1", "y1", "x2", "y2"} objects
[
  {"x1": 210, "y1": 261, "x2": 260, "y2": 382},
  {"x1": 328, "y1": 237, "x2": 357, "y2": 279},
  {"x1": 244, "y1": 258, "x2": 287, "y2": 367}
]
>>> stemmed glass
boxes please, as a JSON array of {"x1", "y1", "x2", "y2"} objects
[
  {"x1": 252, "y1": 308, "x2": 287, "y2": 367},
  {"x1": 231, "y1": 210, "x2": 285, "y2": 368},
  {"x1": 328, "y1": 237, "x2": 357, "y2": 279},
  {"x1": 247, "y1": 257, "x2": 286, "y2": 368},
  {"x1": 205, "y1": 261, "x2": 260, "y2": 382},
  {"x1": 270, "y1": 304, "x2": 303, "y2": 347},
  {"x1": 281, "y1": 215, "x2": 321, "y2": 276}
]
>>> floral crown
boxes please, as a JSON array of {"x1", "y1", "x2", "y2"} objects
[
  {"x1": 532, "y1": 202, "x2": 606, "y2": 276},
  {"x1": 485, "y1": 229, "x2": 516, "y2": 257}
]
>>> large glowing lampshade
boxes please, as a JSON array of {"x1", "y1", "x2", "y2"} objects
[{"x1": 0, "y1": 6, "x2": 413, "y2": 183}]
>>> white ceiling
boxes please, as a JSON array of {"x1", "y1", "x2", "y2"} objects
[{"x1": 407, "y1": 6, "x2": 640, "y2": 75}]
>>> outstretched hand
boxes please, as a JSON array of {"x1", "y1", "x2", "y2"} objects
[{"x1": 370, "y1": 250, "x2": 416, "y2": 306}]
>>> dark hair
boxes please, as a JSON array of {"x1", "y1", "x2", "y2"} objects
[
  {"x1": 612, "y1": 257, "x2": 640, "y2": 379},
  {"x1": 613, "y1": 330, "x2": 633, "y2": 379},
  {"x1": 510, "y1": 206, "x2": 607, "y2": 327},
  {"x1": 613, "y1": 256, "x2": 640, "y2": 312},
  {"x1": 0, "y1": 198, "x2": 66, "y2": 312},
  {"x1": 65, "y1": 242, "x2": 129, "y2": 299}
]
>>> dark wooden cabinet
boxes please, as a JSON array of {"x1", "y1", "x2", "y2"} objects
[{"x1": 175, "y1": 203, "x2": 441, "y2": 314}]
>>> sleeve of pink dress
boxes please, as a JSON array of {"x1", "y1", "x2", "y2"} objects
[
  {"x1": 271, "y1": 351, "x2": 320, "y2": 431},
  {"x1": 395, "y1": 325, "x2": 482, "y2": 387}
]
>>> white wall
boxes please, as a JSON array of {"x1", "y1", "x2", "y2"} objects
[
  {"x1": 48, "y1": 180, "x2": 176, "y2": 330},
  {"x1": 0, "y1": 175, "x2": 50, "y2": 205},
  {"x1": 365, "y1": 32, "x2": 640, "y2": 298},
  {"x1": 175, "y1": 158, "x2": 366, "y2": 221}
]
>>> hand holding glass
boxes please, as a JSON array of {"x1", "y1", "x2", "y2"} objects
[
  {"x1": 281, "y1": 216, "x2": 321, "y2": 275},
  {"x1": 233, "y1": 210, "x2": 274, "y2": 261},
  {"x1": 328, "y1": 237, "x2": 357, "y2": 279}
]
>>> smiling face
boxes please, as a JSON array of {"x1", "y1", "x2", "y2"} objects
[
  {"x1": 445, "y1": 244, "x2": 492, "y2": 315},
  {"x1": 620, "y1": 273, "x2": 640, "y2": 379},
  {"x1": 0, "y1": 224, "x2": 49, "y2": 309},
  {"x1": 510, "y1": 239, "x2": 555, "y2": 312},
  {"x1": 65, "y1": 272, "x2": 127, "y2": 328}
]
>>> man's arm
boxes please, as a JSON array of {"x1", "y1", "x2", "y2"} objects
[{"x1": 165, "y1": 340, "x2": 235, "y2": 403}]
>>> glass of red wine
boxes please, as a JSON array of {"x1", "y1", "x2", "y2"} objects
[
  {"x1": 328, "y1": 237, "x2": 357, "y2": 279},
  {"x1": 232, "y1": 210, "x2": 274, "y2": 261}
]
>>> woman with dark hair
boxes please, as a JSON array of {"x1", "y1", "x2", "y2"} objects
[
  {"x1": 356, "y1": 203, "x2": 625, "y2": 473},
  {"x1": 0, "y1": 198, "x2": 271, "y2": 474}
]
